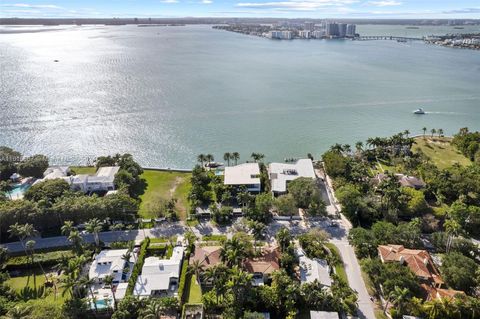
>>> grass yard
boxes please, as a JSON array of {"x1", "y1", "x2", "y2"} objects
[
  {"x1": 69, "y1": 166, "x2": 97, "y2": 175},
  {"x1": 138, "y1": 170, "x2": 192, "y2": 220},
  {"x1": 325, "y1": 243, "x2": 348, "y2": 284},
  {"x1": 7, "y1": 269, "x2": 65, "y2": 303},
  {"x1": 412, "y1": 137, "x2": 471, "y2": 169},
  {"x1": 185, "y1": 275, "x2": 202, "y2": 304}
]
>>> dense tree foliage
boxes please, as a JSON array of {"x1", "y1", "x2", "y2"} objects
[
  {"x1": 17, "y1": 154, "x2": 49, "y2": 178},
  {"x1": 452, "y1": 127, "x2": 480, "y2": 161},
  {"x1": 441, "y1": 252, "x2": 479, "y2": 294},
  {"x1": 24, "y1": 179, "x2": 71, "y2": 204},
  {"x1": 287, "y1": 177, "x2": 326, "y2": 216},
  {"x1": 0, "y1": 147, "x2": 21, "y2": 181}
]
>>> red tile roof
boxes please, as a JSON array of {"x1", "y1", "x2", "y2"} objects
[
  {"x1": 421, "y1": 284, "x2": 465, "y2": 301},
  {"x1": 189, "y1": 246, "x2": 222, "y2": 269},
  {"x1": 378, "y1": 245, "x2": 443, "y2": 285},
  {"x1": 244, "y1": 246, "x2": 280, "y2": 275}
]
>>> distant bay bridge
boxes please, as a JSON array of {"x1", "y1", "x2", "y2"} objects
[{"x1": 356, "y1": 35, "x2": 424, "y2": 41}]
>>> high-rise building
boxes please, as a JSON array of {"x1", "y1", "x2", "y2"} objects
[
  {"x1": 312, "y1": 30, "x2": 325, "y2": 38},
  {"x1": 346, "y1": 24, "x2": 356, "y2": 37},
  {"x1": 325, "y1": 22, "x2": 339, "y2": 37},
  {"x1": 281, "y1": 30, "x2": 293, "y2": 39},
  {"x1": 304, "y1": 22, "x2": 315, "y2": 31},
  {"x1": 298, "y1": 30, "x2": 311, "y2": 38},
  {"x1": 338, "y1": 23, "x2": 347, "y2": 37}
]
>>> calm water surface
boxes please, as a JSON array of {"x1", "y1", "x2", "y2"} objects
[{"x1": 1, "y1": 25, "x2": 480, "y2": 168}]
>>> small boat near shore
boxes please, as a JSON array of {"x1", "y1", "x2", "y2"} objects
[{"x1": 413, "y1": 108, "x2": 426, "y2": 114}]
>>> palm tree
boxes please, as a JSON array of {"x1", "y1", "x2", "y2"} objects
[
  {"x1": 79, "y1": 276, "x2": 98, "y2": 313},
  {"x1": 140, "y1": 299, "x2": 165, "y2": 319},
  {"x1": 422, "y1": 127, "x2": 427, "y2": 138},
  {"x1": 85, "y1": 218, "x2": 103, "y2": 247},
  {"x1": 103, "y1": 274, "x2": 117, "y2": 310},
  {"x1": 423, "y1": 299, "x2": 446, "y2": 319},
  {"x1": 197, "y1": 154, "x2": 206, "y2": 167},
  {"x1": 25, "y1": 239, "x2": 48, "y2": 282},
  {"x1": 355, "y1": 141, "x2": 363, "y2": 153},
  {"x1": 438, "y1": 128, "x2": 444, "y2": 137},
  {"x1": 61, "y1": 220, "x2": 74, "y2": 236},
  {"x1": 444, "y1": 218, "x2": 461, "y2": 253},
  {"x1": 8, "y1": 223, "x2": 38, "y2": 261},
  {"x1": 343, "y1": 144, "x2": 351, "y2": 154},
  {"x1": 205, "y1": 154, "x2": 214, "y2": 164},
  {"x1": 388, "y1": 286, "x2": 410, "y2": 315},
  {"x1": 275, "y1": 227, "x2": 292, "y2": 251},
  {"x1": 0, "y1": 180, "x2": 13, "y2": 200},
  {"x1": 223, "y1": 152, "x2": 231, "y2": 166},
  {"x1": 248, "y1": 220, "x2": 265, "y2": 253},
  {"x1": 250, "y1": 153, "x2": 264, "y2": 163},
  {"x1": 220, "y1": 238, "x2": 246, "y2": 267},
  {"x1": 188, "y1": 260, "x2": 205, "y2": 284},
  {"x1": 122, "y1": 251, "x2": 132, "y2": 274},
  {"x1": 430, "y1": 128, "x2": 436, "y2": 138},
  {"x1": 232, "y1": 152, "x2": 240, "y2": 165},
  {"x1": 403, "y1": 129, "x2": 410, "y2": 138},
  {"x1": 67, "y1": 230, "x2": 83, "y2": 254}
]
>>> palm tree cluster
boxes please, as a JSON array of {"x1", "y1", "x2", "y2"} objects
[
  {"x1": 250, "y1": 153, "x2": 265, "y2": 163},
  {"x1": 223, "y1": 152, "x2": 240, "y2": 166},
  {"x1": 364, "y1": 132, "x2": 414, "y2": 158},
  {"x1": 197, "y1": 154, "x2": 215, "y2": 167}
]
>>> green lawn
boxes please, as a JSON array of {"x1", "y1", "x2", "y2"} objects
[
  {"x1": 69, "y1": 166, "x2": 97, "y2": 175},
  {"x1": 7, "y1": 269, "x2": 65, "y2": 303},
  {"x1": 185, "y1": 275, "x2": 202, "y2": 304},
  {"x1": 325, "y1": 243, "x2": 348, "y2": 284},
  {"x1": 412, "y1": 137, "x2": 471, "y2": 169},
  {"x1": 138, "y1": 170, "x2": 192, "y2": 220}
]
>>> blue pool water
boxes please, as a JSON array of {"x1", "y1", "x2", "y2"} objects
[{"x1": 6, "y1": 183, "x2": 31, "y2": 199}]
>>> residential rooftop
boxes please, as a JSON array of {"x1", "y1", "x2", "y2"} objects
[{"x1": 268, "y1": 159, "x2": 315, "y2": 194}]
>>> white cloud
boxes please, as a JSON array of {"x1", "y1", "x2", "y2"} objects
[
  {"x1": 160, "y1": 0, "x2": 179, "y2": 3},
  {"x1": 236, "y1": 0, "x2": 359, "y2": 11},
  {"x1": 367, "y1": 0, "x2": 402, "y2": 7},
  {"x1": 202, "y1": 0, "x2": 213, "y2": 3},
  {"x1": 1, "y1": 3, "x2": 62, "y2": 9}
]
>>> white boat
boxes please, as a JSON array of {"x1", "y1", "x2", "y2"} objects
[{"x1": 413, "y1": 108, "x2": 425, "y2": 114}]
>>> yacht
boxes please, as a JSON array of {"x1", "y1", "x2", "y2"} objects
[{"x1": 413, "y1": 108, "x2": 426, "y2": 114}]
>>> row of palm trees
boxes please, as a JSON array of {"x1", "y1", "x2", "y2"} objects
[
  {"x1": 421, "y1": 127, "x2": 445, "y2": 138},
  {"x1": 197, "y1": 152, "x2": 266, "y2": 167}
]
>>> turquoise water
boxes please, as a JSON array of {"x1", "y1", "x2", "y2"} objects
[
  {"x1": 90, "y1": 298, "x2": 111, "y2": 310},
  {"x1": 6, "y1": 184, "x2": 31, "y2": 199},
  {"x1": 1, "y1": 25, "x2": 480, "y2": 168}
]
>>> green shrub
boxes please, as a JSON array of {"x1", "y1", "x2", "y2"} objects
[
  {"x1": 177, "y1": 250, "x2": 191, "y2": 306},
  {"x1": 6, "y1": 250, "x2": 74, "y2": 271},
  {"x1": 126, "y1": 238, "x2": 150, "y2": 296}
]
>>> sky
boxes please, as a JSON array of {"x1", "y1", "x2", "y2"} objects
[{"x1": 1, "y1": 0, "x2": 480, "y2": 19}]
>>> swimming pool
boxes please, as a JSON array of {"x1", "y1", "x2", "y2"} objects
[
  {"x1": 6, "y1": 183, "x2": 31, "y2": 200},
  {"x1": 90, "y1": 298, "x2": 112, "y2": 310}
]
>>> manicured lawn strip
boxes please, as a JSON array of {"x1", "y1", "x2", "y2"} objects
[
  {"x1": 412, "y1": 137, "x2": 471, "y2": 169},
  {"x1": 70, "y1": 166, "x2": 97, "y2": 175},
  {"x1": 185, "y1": 275, "x2": 202, "y2": 304},
  {"x1": 138, "y1": 170, "x2": 191, "y2": 220},
  {"x1": 201, "y1": 234, "x2": 227, "y2": 243},
  {"x1": 178, "y1": 252, "x2": 190, "y2": 305},
  {"x1": 325, "y1": 243, "x2": 348, "y2": 284}
]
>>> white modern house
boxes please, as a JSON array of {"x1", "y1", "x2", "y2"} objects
[
  {"x1": 89, "y1": 249, "x2": 133, "y2": 285},
  {"x1": 224, "y1": 163, "x2": 261, "y2": 193},
  {"x1": 268, "y1": 159, "x2": 316, "y2": 195},
  {"x1": 134, "y1": 246, "x2": 185, "y2": 298},
  {"x1": 35, "y1": 166, "x2": 120, "y2": 193},
  {"x1": 297, "y1": 248, "x2": 332, "y2": 287}
]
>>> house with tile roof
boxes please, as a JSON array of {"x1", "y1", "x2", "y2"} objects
[{"x1": 244, "y1": 245, "x2": 280, "y2": 286}]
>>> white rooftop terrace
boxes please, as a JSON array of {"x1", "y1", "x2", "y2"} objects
[
  {"x1": 224, "y1": 163, "x2": 261, "y2": 186},
  {"x1": 297, "y1": 248, "x2": 332, "y2": 287},
  {"x1": 89, "y1": 249, "x2": 132, "y2": 284},
  {"x1": 269, "y1": 159, "x2": 315, "y2": 193}
]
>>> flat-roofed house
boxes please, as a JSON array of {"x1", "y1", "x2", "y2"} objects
[
  {"x1": 297, "y1": 248, "x2": 332, "y2": 287},
  {"x1": 244, "y1": 245, "x2": 280, "y2": 286},
  {"x1": 268, "y1": 159, "x2": 315, "y2": 195},
  {"x1": 378, "y1": 245, "x2": 443, "y2": 287},
  {"x1": 309, "y1": 311, "x2": 339, "y2": 319},
  {"x1": 224, "y1": 163, "x2": 261, "y2": 193},
  {"x1": 89, "y1": 249, "x2": 133, "y2": 285},
  {"x1": 134, "y1": 246, "x2": 185, "y2": 298}
]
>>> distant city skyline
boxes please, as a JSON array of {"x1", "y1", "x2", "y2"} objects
[{"x1": 0, "y1": 0, "x2": 480, "y2": 19}]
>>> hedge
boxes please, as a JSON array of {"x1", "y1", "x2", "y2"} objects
[
  {"x1": 177, "y1": 250, "x2": 191, "y2": 306},
  {"x1": 6, "y1": 250, "x2": 74, "y2": 271},
  {"x1": 126, "y1": 237, "x2": 150, "y2": 296}
]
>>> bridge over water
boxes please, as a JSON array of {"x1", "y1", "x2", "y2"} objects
[{"x1": 356, "y1": 35, "x2": 424, "y2": 41}]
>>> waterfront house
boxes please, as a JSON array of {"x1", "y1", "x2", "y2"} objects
[
  {"x1": 89, "y1": 249, "x2": 134, "y2": 285},
  {"x1": 244, "y1": 245, "x2": 280, "y2": 286},
  {"x1": 134, "y1": 246, "x2": 185, "y2": 298},
  {"x1": 223, "y1": 163, "x2": 261, "y2": 193},
  {"x1": 36, "y1": 165, "x2": 120, "y2": 193},
  {"x1": 268, "y1": 159, "x2": 316, "y2": 195}
]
